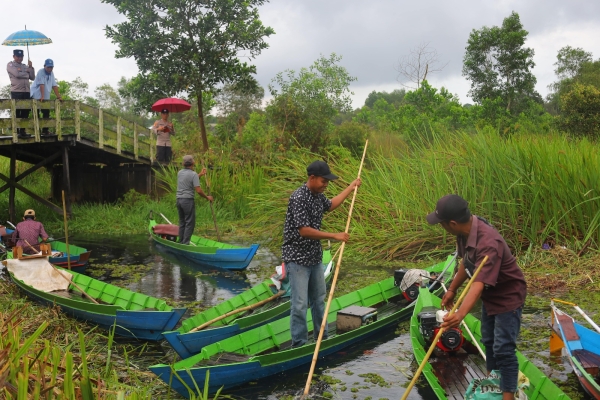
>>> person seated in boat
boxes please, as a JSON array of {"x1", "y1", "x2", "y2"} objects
[
  {"x1": 282, "y1": 160, "x2": 361, "y2": 348},
  {"x1": 12, "y1": 209, "x2": 49, "y2": 254},
  {"x1": 427, "y1": 195, "x2": 527, "y2": 400}
]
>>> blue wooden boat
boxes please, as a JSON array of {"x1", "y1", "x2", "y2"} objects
[
  {"x1": 150, "y1": 254, "x2": 457, "y2": 397},
  {"x1": 6, "y1": 259, "x2": 186, "y2": 341},
  {"x1": 2, "y1": 227, "x2": 91, "y2": 272},
  {"x1": 551, "y1": 301, "x2": 600, "y2": 399},
  {"x1": 149, "y1": 218, "x2": 259, "y2": 270},
  {"x1": 162, "y1": 250, "x2": 334, "y2": 359}
]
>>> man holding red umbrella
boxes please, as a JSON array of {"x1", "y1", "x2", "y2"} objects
[{"x1": 152, "y1": 108, "x2": 175, "y2": 163}]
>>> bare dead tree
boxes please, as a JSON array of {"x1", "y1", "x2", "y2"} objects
[{"x1": 395, "y1": 42, "x2": 448, "y2": 89}]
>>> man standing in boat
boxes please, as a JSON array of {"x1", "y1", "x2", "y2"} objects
[
  {"x1": 283, "y1": 160, "x2": 361, "y2": 348},
  {"x1": 427, "y1": 194, "x2": 527, "y2": 400},
  {"x1": 176, "y1": 155, "x2": 213, "y2": 245}
]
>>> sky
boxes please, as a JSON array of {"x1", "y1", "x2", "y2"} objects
[{"x1": 3, "y1": 0, "x2": 600, "y2": 110}]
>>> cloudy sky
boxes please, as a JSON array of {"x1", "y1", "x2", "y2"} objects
[{"x1": 3, "y1": 0, "x2": 600, "y2": 109}]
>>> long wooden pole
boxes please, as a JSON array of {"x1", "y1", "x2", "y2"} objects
[
  {"x1": 61, "y1": 190, "x2": 71, "y2": 270},
  {"x1": 400, "y1": 255, "x2": 489, "y2": 400},
  {"x1": 201, "y1": 161, "x2": 221, "y2": 242},
  {"x1": 303, "y1": 140, "x2": 368, "y2": 397},
  {"x1": 23, "y1": 239, "x2": 99, "y2": 305}
]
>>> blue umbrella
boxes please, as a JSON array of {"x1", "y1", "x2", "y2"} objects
[{"x1": 2, "y1": 25, "x2": 52, "y2": 59}]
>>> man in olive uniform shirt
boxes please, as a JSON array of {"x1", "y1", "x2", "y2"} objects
[
  {"x1": 7, "y1": 49, "x2": 35, "y2": 138},
  {"x1": 427, "y1": 194, "x2": 527, "y2": 400},
  {"x1": 152, "y1": 109, "x2": 175, "y2": 163}
]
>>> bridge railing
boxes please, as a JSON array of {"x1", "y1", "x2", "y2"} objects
[{"x1": 0, "y1": 99, "x2": 154, "y2": 161}]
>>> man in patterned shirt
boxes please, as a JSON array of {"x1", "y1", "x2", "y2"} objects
[
  {"x1": 283, "y1": 160, "x2": 361, "y2": 348},
  {"x1": 12, "y1": 209, "x2": 49, "y2": 254}
]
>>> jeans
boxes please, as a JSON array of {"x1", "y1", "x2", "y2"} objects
[
  {"x1": 480, "y1": 304, "x2": 523, "y2": 393},
  {"x1": 288, "y1": 261, "x2": 327, "y2": 347},
  {"x1": 176, "y1": 198, "x2": 195, "y2": 245}
]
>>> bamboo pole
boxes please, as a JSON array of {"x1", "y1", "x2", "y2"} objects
[
  {"x1": 190, "y1": 290, "x2": 285, "y2": 333},
  {"x1": 302, "y1": 140, "x2": 368, "y2": 397},
  {"x1": 400, "y1": 255, "x2": 489, "y2": 400},
  {"x1": 552, "y1": 298, "x2": 600, "y2": 334},
  {"x1": 61, "y1": 190, "x2": 71, "y2": 270}
]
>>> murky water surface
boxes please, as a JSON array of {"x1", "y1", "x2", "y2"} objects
[{"x1": 4, "y1": 234, "x2": 587, "y2": 399}]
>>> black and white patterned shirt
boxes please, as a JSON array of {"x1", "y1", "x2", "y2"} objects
[{"x1": 282, "y1": 184, "x2": 332, "y2": 266}]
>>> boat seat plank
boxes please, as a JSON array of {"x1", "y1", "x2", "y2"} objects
[
  {"x1": 557, "y1": 314, "x2": 580, "y2": 341},
  {"x1": 199, "y1": 352, "x2": 252, "y2": 366},
  {"x1": 573, "y1": 349, "x2": 600, "y2": 368}
]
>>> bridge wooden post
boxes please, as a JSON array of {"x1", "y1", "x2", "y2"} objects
[
  {"x1": 75, "y1": 101, "x2": 81, "y2": 140},
  {"x1": 32, "y1": 100, "x2": 40, "y2": 141},
  {"x1": 61, "y1": 144, "x2": 72, "y2": 217},
  {"x1": 10, "y1": 99, "x2": 17, "y2": 143},
  {"x1": 55, "y1": 100, "x2": 62, "y2": 139},
  {"x1": 134, "y1": 123, "x2": 138, "y2": 160},
  {"x1": 117, "y1": 116, "x2": 122, "y2": 154},
  {"x1": 98, "y1": 109, "x2": 104, "y2": 148},
  {"x1": 8, "y1": 146, "x2": 16, "y2": 222}
]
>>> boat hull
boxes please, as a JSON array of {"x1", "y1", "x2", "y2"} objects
[
  {"x1": 6, "y1": 237, "x2": 91, "y2": 272},
  {"x1": 149, "y1": 219, "x2": 259, "y2": 270},
  {"x1": 163, "y1": 252, "x2": 333, "y2": 359},
  {"x1": 9, "y1": 266, "x2": 186, "y2": 341},
  {"x1": 150, "y1": 255, "x2": 458, "y2": 397}
]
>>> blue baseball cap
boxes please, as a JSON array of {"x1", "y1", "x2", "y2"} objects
[{"x1": 44, "y1": 59, "x2": 54, "y2": 67}]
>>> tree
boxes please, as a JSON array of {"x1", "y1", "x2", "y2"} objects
[
  {"x1": 396, "y1": 42, "x2": 448, "y2": 89},
  {"x1": 213, "y1": 80, "x2": 264, "y2": 141},
  {"x1": 462, "y1": 11, "x2": 539, "y2": 115},
  {"x1": 364, "y1": 89, "x2": 406, "y2": 108},
  {"x1": 267, "y1": 53, "x2": 356, "y2": 152},
  {"x1": 559, "y1": 83, "x2": 600, "y2": 138},
  {"x1": 103, "y1": 0, "x2": 275, "y2": 152},
  {"x1": 554, "y1": 46, "x2": 593, "y2": 81}
]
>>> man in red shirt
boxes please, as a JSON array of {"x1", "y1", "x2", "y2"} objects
[
  {"x1": 427, "y1": 194, "x2": 527, "y2": 400},
  {"x1": 12, "y1": 209, "x2": 49, "y2": 254}
]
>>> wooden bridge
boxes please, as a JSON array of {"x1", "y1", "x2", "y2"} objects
[{"x1": 0, "y1": 99, "x2": 159, "y2": 221}]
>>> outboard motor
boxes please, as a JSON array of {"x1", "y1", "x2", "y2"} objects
[
  {"x1": 418, "y1": 308, "x2": 464, "y2": 352},
  {"x1": 394, "y1": 269, "x2": 420, "y2": 301}
]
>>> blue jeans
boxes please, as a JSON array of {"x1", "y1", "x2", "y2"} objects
[
  {"x1": 288, "y1": 261, "x2": 327, "y2": 348},
  {"x1": 480, "y1": 304, "x2": 523, "y2": 393}
]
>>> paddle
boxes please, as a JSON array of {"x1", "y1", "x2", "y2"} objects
[
  {"x1": 200, "y1": 161, "x2": 221, "y2": 242},
  {"x1": 62, "y1": 191, "x2": 71, "y2": 270},
  {"x1": 302, "y1": 140, "x2": 369, "y2": 397},
  {"x1": 22, "y1": 239, "x2": 99, "y2": 305},
  {"x1": 400, "y1": 255, "x2": 488, "y2": 400}
]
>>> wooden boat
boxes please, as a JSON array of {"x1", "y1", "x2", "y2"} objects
[
  {"x1": 3, "y1": 228, "x2": 91, "y2": 272},
  {"x1": 149, "y1": 254, "x2": 457, "y2": 397},
  {"x1": 551, "y1": 301, "x2": 600, "y2": 399},
  {"x1": 6, "y1": 258, "x2": 186, "y2": 341},
  {"x1": 149, "y1": 218, "x2": 259, "y2": 270},
  {"x1": 163, "y1": 249, "x2": 334, "y2": 359},
  {"x1": 409, "y1": 287, "x2": 568, "y2": 399}
]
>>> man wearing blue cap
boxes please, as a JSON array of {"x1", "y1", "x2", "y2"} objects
[
  {"x1": 31, "y1": 59, "x2": 62, "y2": 135},
  {"x1": 7, "y1": 49, "x2": 35, "y2": 138}
]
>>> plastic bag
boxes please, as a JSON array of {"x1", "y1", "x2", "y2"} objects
[{"x1": 465, "y1": 370, "x2": 529, "y2": 400}]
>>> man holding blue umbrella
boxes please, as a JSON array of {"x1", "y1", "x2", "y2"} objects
[{"x1": 7, "y1": 49, "x2": 34, "y2": 138}]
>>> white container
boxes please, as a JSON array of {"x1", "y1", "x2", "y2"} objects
[{"x1": 436, "y1": 309, "x2": 448, "y2": 324}]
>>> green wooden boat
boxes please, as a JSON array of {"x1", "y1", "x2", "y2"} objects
[
  {"x1": 150, "y1": 254, "x2": 457, "y2": 397},
  {"x1": 162, "y1": 249, "x2": 333, "y2": 359},
  {"x1": 6, "y1": 260, "x2": 186, "y2": 341},
  {"x1": 409, "y1": 287, "x2": 569, "y2": 399}
]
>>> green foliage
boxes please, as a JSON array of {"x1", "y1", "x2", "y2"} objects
[
  {"x1": 559, "y1": 83, "x2": 600, "y2": 138},
  {"x1": 240, "y1": 112, "x2": 277, "y2": 152},
  {"x1": 103, "y1": 0, "x2": 275, "y2": 151},
  {"x1": 554, "y1": 46, "x2": 593, "y2": 81},
  {"x1": 332, "y1": 121, "x2": 369, "y2": 157},
  {"x1": 267, "y1": 53, "x2": 357, "y2": 151},
  {"x1": 364, "y1": 89, "x2": 406, "y2": 108},
  {"x1": 463, "y1": 11, "x2": 540, "y2": 115}
]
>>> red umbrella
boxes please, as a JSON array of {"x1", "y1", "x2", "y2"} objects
[{"x1": 151, "y1": 98, "x2": 192, "y2": 113}]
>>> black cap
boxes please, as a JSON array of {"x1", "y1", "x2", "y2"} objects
[
  {"x1": 307, "y1": 160, "x2": 338, "y2": 180},
  {"x1": 13, "y1": 49, "x2": 24, "y2": 57},
  {"x1": 161, "y1": 108, "x2": 169, "y2": 114},
  {"x1": 426, "y1": 194, "x2": 470, "y2": 224}
]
